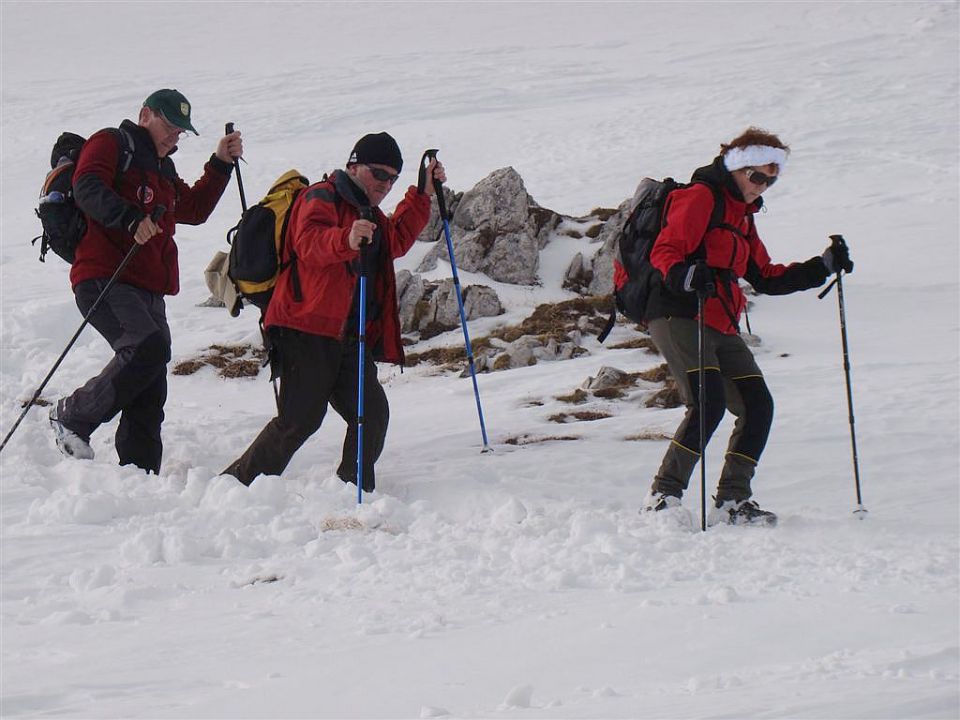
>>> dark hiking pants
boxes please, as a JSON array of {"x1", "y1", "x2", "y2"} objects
[
  {"x1": 57, "y1": 280, "x2": 171, "y2": 473},
  {"x1": 647, "y1": 317, "x2": 774, "y2": 502},
  {"x1": 223, "y1": 329, "x2": 388, "y2": 491}
]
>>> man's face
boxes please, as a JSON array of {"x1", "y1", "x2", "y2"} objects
[
  {"x1": 348, "y1": 163, "x2": 400, "y2": 207},
  {"x1": 139, "y1": 107, "x2": 185, "y2": 158}
]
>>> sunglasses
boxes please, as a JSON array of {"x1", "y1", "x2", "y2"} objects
[
  {"x1": 744, "y1": 168, "x2": 778, "y2": 187},
  {"x1": 365, "y1": 165, "x2": 400, "y2": 184}
]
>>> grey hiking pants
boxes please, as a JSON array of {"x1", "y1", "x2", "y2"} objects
[
  {"x1": 57, "y1": 280, "x2": 171, "y2": 472},
  {"x1": 647, "y1": 317, "x2": 774, "y2": 502},
  {"x1": 223, "y1": 328, "x2": 388, "y2": 491}
]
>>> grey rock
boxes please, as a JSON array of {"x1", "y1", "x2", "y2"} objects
[
  {"x1": 583, "y1": 366, "x2": 630, "y2": 391},
  {"x1": 417, "y1": 167, "x2": 562, "y2": 285}
]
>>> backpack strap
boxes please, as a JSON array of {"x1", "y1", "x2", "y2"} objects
[{"x1": 280, "y1": 174, "x2": 340, "y2": 305}]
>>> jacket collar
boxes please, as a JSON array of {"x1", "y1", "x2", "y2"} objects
[
  {"x1": 331, "y1": 169, "x2": 371, "y2": 210},
  {"x1": 120, "y1": 118, "x2": 178, "y2": 159},
  {"x1": 691, "y1": 155, "x2": 763, "y2": 214}
]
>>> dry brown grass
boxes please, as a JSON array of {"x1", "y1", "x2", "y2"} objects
[
  {"x1": 555, "y1": 388, "x2": 589, "y2": 404},
  {"x1": 645, "y1": 381, "x2": 682, "y2": 409},
  {"x1": 609, "y1": 337, "x2": 658, "y2": 352},
  {"x1": 173, "y1": 343, "x2": 266, "y2": 379},
  {"x1": 23, "y1": 397, "x2": 53, "y2": 408},
  {"x1": 504, "y1": 434, "x2": 580, "y2": 445},
  {"x1": 548, "y1": 410, "x2": 612, "y2": 423},
  {"x1": 624, "y1": 430, "x2": 673, "y2": 441},
  {"x1": 587, "y1": 207, "x2": 618, "y2": 221}
]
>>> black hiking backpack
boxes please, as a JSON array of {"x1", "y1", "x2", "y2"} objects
[
  {"x1": 33, "y1": 129, "x2": 134, "y2": 263},
  {"x1": 597, "y1": 177, "x2": 726, "y2": 342}
]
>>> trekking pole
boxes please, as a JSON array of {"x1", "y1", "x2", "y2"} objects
[
  {"x1": 355, "y1": 208, "x2": 373, "y2": 505},
  {"x1": 0, "y1": 205, "x2": 165, "y2": 455},
  {"x1": 224, "y1": 123, "x2": 247, "y2": 211},
  {"x1": 226, "y1": 123, "x2": 279, "y2": 409},
  {"x1": 817, "y1": 234, "x2": 865, "y2": 517},
  {"x1": 421, "y1": 149, "x2": 491, "y2": 452},
  {"x1": 696, "y1": 263, "x2": 713, "y2": 532}
]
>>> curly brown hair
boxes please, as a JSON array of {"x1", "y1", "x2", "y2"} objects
[{"x1": 720, "y1": 127, "x2": 790, "y2": 155}]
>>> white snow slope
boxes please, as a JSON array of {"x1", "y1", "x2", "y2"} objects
[{"x1": 1, "y1": 2, "x2": 958, "y2": 719}]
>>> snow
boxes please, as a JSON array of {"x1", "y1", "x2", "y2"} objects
[{"x1": 1, "y1": 2, "x2": 958, "y2": 718}]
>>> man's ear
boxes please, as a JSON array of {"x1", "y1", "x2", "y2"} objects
[{"x1": 137, "y1": 106, "x2": 152, "y2": 126}]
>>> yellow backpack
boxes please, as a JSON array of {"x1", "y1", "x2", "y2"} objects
[{"x1": 226, "y1": 169, "x2": 310, "y2": 312}]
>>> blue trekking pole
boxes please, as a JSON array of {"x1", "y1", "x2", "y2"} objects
[
  {"x1": 355, "y1": 208, "x2": 373, "y2": 504},
  {"x1": 421, "y1": 150, "x2": 491, "y2": 452}
]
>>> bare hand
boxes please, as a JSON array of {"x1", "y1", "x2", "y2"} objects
[
  {"x1": 349, "y1": 219, "x2": 377, "y2": 251},
  {"x1": 133, "y1": 216, "x2": 161, "y2": 245},
  {"x1": 216, "y1": 131, "x2": 243, "y2": 163},
  {"x1": 424, "y1": 159, "x2": 446, "y2": 196}
]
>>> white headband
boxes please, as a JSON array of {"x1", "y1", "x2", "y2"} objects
[{"x1": 723, "y1": 145, "x2": 789, "y2": 172}]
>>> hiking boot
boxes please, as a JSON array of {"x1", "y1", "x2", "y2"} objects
[
  {"x1": 642, "y1": 491, "x2": 682, "y2": 512},
  {"x1": 709, "y1": 498, "x2": 777, "y2": 527},
  {"x1": 49, "y1": 407, "x2": 94, "y2": 460}
]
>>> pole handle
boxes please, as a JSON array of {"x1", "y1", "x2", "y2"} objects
[
  {"x1": 420, "y1": 148, "x2": 447, "y2": 220},
  {"x1": 225, "y1": 122, "x2": 247, "y2": 212}
]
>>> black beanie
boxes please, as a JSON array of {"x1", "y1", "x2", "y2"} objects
[{"x1": 347, "y1": 132, "x2": 403, "y2": 172}]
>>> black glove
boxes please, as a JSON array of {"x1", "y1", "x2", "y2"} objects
[
  {"x1": 681, "y1": 261, "x2": 716, "y2": 296},
  {"x1": 822, "y1": 236, "x2": 854, "y2": 274}
]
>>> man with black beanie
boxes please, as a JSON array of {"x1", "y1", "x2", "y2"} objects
[{"x1": 223, "y1": 132, "x2": 445, "y2": 492}]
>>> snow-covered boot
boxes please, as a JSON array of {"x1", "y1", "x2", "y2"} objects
[
  {"x1": 709, "y1": 498, "x2": 777, "y2": 527},
  {"x1": 641, "y1": 491, "x2": 693, "y2": 528},
  {"x1": 643, "y1": 491, "x2": 682, "y2": 512},
  {"x1": 49, "y1": 407, "x2": 94, "y2": 460}
]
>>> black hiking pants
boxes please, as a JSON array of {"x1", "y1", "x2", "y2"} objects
[
  {"x1": 223, "y1": 328, "x2": 388, "y2": 491},
  {"x1": 57, "y1": 280, "x2": 171, "y2": 473},
  {"x1": 647, "y1": 317, "x2": 774, "y2": 502}
]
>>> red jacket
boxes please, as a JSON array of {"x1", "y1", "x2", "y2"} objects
[
  {"x1": 264, "y1": 170, "x2": 431, "y2": 364},
  {"x1": 650, "y1": 159, "x2": 827, "y2": 334},
  {"x1": 70, "y1": 120, "x2": 232, "y2": 295}
]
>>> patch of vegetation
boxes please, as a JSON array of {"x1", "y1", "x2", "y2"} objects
[
  {"x1": 609, "y1": 337, "x2": 658, "y2": 352},
  {"x1": 644, "y1": 380, "x2": 682, "y2": 409},
  {"x1": 624, "y1": 430, "x2": 672, "y2": 441},
  {"x1": 548, "y1": 410, "x2": 612, "y2": 423},
  {"x1": 555, "y1": 388, "x2": 589, "y2": 404},
  {"x1": 504, "y1": 434, "x2": 580, "y2": 445},
  {"x1": 588, "y1": 207, "x2": 618, "y2": 221},
  {"x1": 173, "y1": 343, "x2": 266, "y2": 379},
  {"x1": 584, "y1": 223, "x2": 603, "y2": 239}
]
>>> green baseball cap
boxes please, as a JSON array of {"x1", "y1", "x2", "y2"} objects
[{"x1": 143, "y1": 88, "x2": 199, "y2": 135}]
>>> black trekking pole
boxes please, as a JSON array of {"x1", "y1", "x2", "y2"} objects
[
  {"x1": 226, "y1": 123, "x2": 279, "y2": 410},
  {"x1": 355, "y1": 208, "x2": 373, "y2": 505},
  {"x1": 421, "y1": 149, "x2": 491, "y2": 452},
  {"x1": 696, "y1": 263, "x2": 713, "y2": 532},
  {"x1": 818, "y1": 234, "x2": 865, "y2": 517},
  {"x1": 224, "y1": 123, "x2": 247, "y2": 211},
  {"x1": 0, "y1": 205, "x2": 165, "y2": 455}
]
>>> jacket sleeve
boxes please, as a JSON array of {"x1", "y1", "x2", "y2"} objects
[
  {"x1": 382, "y1": 186, "x2": 431, "y2": 259},
  {"x1": 172, "y1": 155, "x2": 233, "y2": 226},
  {"x1": 73, "y1": 130, "x2": 144, "y2": 232},
  {"x1": 289, "y1": 184, "x2": 358, "y2": 268},
  {"x1": 743, "y1": 228, "x2": 829, "y2": 295},
  {"x1": 650, "y1": 184, "x2": 714, "y2": 288}
]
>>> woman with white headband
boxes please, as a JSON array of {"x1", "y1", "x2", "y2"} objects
[{"x1": 642, "y1": 127, "x2": 854, "y2": 526}]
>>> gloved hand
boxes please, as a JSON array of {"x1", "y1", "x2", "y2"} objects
[
  {"x1": 822, "y1": 236, "x2": 854, "y2": 274},
  {"x1": 682, "y1": 261, "x2": 716, "y2": 296}
]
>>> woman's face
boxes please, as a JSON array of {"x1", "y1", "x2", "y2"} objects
[{"x1": 732, "y1": 162, "x2": 780, "y2": 204}]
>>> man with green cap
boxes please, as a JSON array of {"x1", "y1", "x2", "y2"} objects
[{"x1": 48, "y1": 88, "x2": 243, "y2": 473}]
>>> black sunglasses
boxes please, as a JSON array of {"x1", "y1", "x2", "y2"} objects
[
  {"x1": 744, "y1": 168, "x2": 778, "y2": 187},
  {"x1": 365, "y1": 165, "x2": 400, "y2": 184}
]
